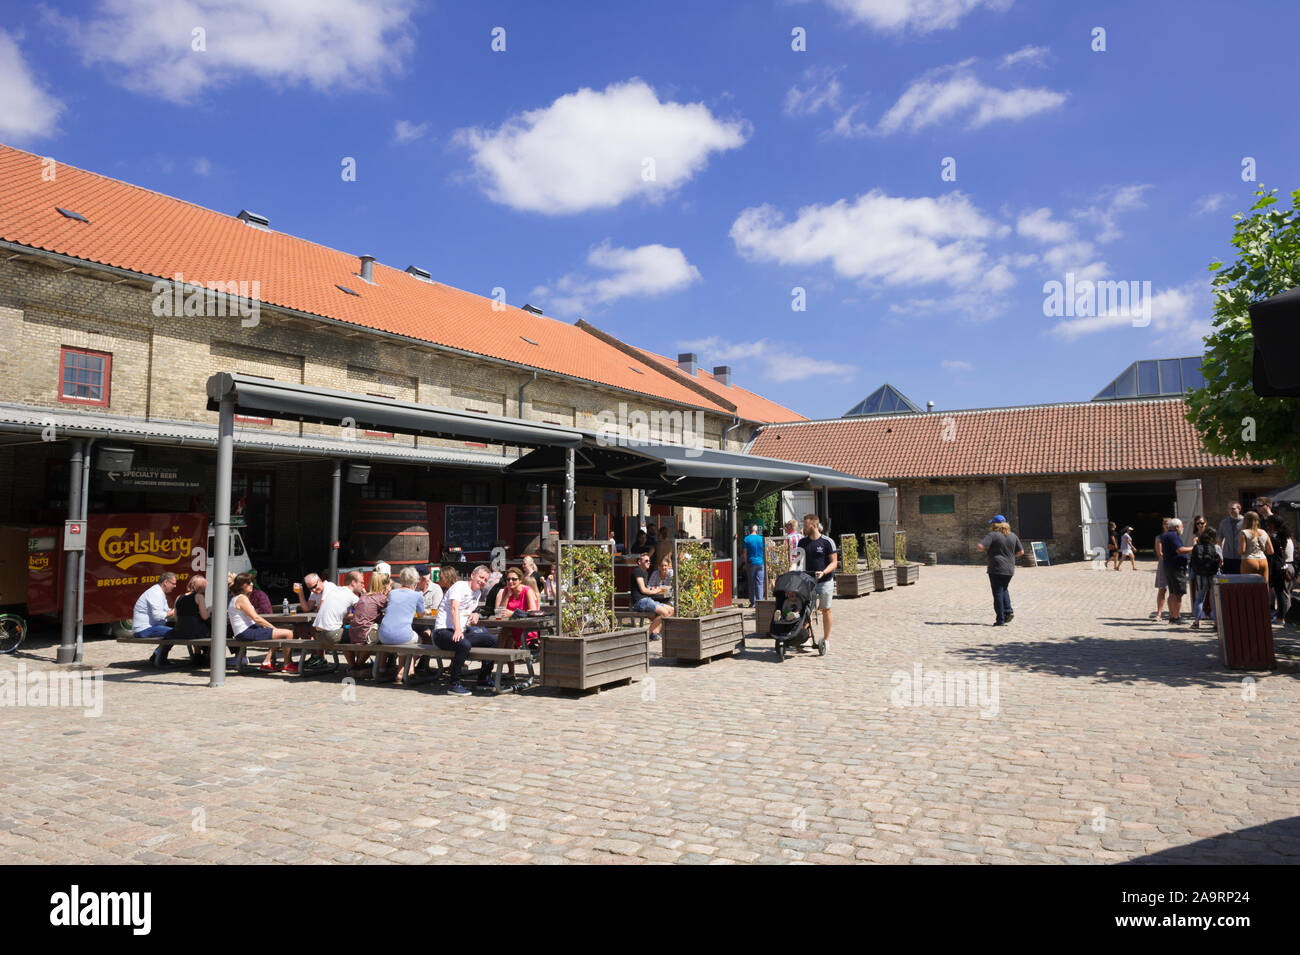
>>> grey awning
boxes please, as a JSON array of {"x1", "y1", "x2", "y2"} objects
[
  {"x1": 206, "y1": 372, "x2": 584, "y2": 448},
  {"x1": 505, "y1": 434, "x2": 886, "y2": 507}
]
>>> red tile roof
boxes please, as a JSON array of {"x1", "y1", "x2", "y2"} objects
[
  {"x1": 750, "y1": 399, "x2": 1263, "y2": 479},
  {"x1": 0, "y1": 144, "x2": 786, "y2": 418}
]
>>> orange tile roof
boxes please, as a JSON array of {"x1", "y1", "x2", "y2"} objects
[
  {"x1": 629, "y1": 347, "x2": 806, "y2": 424},
  {"x1": 751, "y1": 399, "x2": 1263, "y2": 479},
  {"x1": 0, "y1": 144, "x2": 746, "y2": 414}
]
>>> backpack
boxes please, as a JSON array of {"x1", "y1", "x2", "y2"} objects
[{"x1": 1190, "y1": 542, "x2": 1220, "y2": 577}]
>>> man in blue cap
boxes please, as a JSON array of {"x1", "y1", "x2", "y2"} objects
[{"x1": 977, "y1": 515, "x2": 1024, "y2": 626}]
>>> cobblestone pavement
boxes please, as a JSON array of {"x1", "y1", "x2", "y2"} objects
[{"x1": 2, "y1": 563, "x2": 1298, "y2": 865}]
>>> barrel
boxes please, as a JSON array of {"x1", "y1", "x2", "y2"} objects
[
  {"x1": 349, "y1": 500, "x2": 429, "y2": 568},
  {"x1": 925, "y1": 552, "x2": 938, "y2": 565},
  {"x1": 514, "y1": 504, "x2": 557, "y2": 554}
]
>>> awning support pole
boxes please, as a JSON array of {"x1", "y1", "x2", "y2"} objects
[
  {"x1": 564, "y1": 448, "x2": 575, "y2": 540},
  {"x1": 57, "y1": 440, "x2": 83, "y2": 664},
  {"x1": 210, "y1": 396, "x2": 234, "y2": 687},
  {"x1": 541, "y1": 483, "x2": 549, "y2": 543},
  {"x1": 730, "y1": 477, "x2": 738, "y2": 601},
  {"x1": 74, "y1": 438, "x2": 93, "y2": 664},
  {"x1": 329, "y1": 459, "x2": 342, "y2": 581},
  {"x1": 822, "y1": 486, "x2": 831, "y2": 536}
]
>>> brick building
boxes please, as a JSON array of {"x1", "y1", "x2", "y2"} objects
[
  {"x1": 0, "y1": 145, "x2": 804, "y2": 581},
  {"x1": 751, "y1": 372, "x2": 1289, "y2": 564}
]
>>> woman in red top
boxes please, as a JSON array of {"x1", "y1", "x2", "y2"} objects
[{"x1": 495, "y1": 570, "x2": 540, "y2": 647}]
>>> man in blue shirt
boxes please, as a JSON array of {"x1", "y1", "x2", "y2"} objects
[
  {"x1": 742, "y1": 524, "x2": 765, "y2": 608},
  {"x1": 1159, "y1": 518, "x2": 1194, "y2": 624}
]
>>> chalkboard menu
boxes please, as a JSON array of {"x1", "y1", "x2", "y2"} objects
[{"x1": 445, "y1": 505, "x2": 498, "y2": 552}]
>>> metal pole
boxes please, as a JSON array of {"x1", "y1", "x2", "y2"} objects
[
  {"x1": 638, "y1": 490, "x2": 647, "y2": 531},
  {"x1": 564, "y1": 448, "x2": 575, "y2": 540},
  {"x1": 822, "y1": 486, "x2": 831, "y2": 536},
  {"x1": 74, "y1": 438, "x2": 94, "y2": 664},
  {"x1": 210, "y1": 396, "x2": 234, "y2": 687},
  {"x1": 730, "y1": 478, "x2": 738, "y2": 600},
  {"x1": 540, "y1": 483, "x2": 549, "y2": 542},
  {"x1": 329, "y1": 459, "x2": 342, "y2": 582},
  {"x1": 57, "y1": 440, "x2": 82, "y2": 664}
]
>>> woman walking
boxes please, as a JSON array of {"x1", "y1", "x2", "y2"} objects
[
  {"x1": 1188, "y1": 516, "x2": 1208, "y2": 618},
  {"x1": 1117, "y1": 526, "x2": 1137, "y2": 570},
  {"x1": 1189, "y1": 529, "x2": 1222, "y2": 630},
  {"x1": 1106, "y1": 522, "x2": 1120, "y2": 569},
  {"x1": 976, "y1": 515, "x2": 1024, "y2": 626}
]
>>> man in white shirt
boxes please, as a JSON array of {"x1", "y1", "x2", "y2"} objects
[
  {"x1": 136, "y1": 572, "x2": 178, "y2": 666},
  {"x1": 305, "y1": 571, "x2": 363, "y2": 671},
  {"x1": 433, "y1": 564, "x2": 497, "y2": 694}
]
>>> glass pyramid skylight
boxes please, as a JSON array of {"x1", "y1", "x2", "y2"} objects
[
  {"x1": 843, "y1": 384, "x2": 922, "y2": 417},
  {"x1": 1092, "y1": 357, "x2": 1206, "y2": 400}
]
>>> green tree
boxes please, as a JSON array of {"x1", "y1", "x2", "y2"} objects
[
  {"x1": 1186, "y1": 186, "x2": 1300, "y2": 479},
  {"x1": 739, "y1": 492, "x2": 778, "y2": 535}
]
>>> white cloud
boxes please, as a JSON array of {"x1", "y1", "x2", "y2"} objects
[
  {"x1": 531, "y1": 241, "x2": 701, "y2": 316},
  {"x1": 1193, "y1": 192, "x2": 1232, "y2": 216},
  {"x1": 393, "y1": 120, "x2": 429, "y2": 143},
  {"x1": 730, "y1": 189, "x2": 1010, "y2": 293},
  {"x1": 784, "y1": 69, "x2": 844, "y2": 116},
  {"x1": 679, "y1": 336, "x2": 855, "y2": 383},
  {"x1": 999, "y1": 45, "x2": 1049, "y2": 69},
  {"x1": 455, "y1": 79, "x2": 748, "y2": 215},
  {"x1": 818, "y1": 0, "x2": 1014, "y2": 33},
  {"x1": 1049, "y1": 281, "x2": 1211, "y2": 346},
  {"x1": 54, "y1": 0, "x2": 417, "y2": 103},
  {"x1": 1070, "y1": 184, "x2": 1150, "y2": 243},
  {"x1": 876, "y1": 62, "x2": 1066, "y2": 134},
  {"x1": 1016, "y1": 207, "x2": 1074, "y2": 244},
  {"x1": 193, "y1": 157, "x2": 212, "y2": 175},
  {"x1": 0, "y1": 29, "x2": 64, "y2": 141},
  {"x1": 941, "y1": 359, "x2": 973, "y2": 372}
]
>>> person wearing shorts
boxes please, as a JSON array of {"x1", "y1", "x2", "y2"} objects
[
  {"x1": 797, "y1": 514, "x2": 838, "y2": 645},
  {"x1": 228, "y1": 573, "x2": 296, "y2": 672},
  {"x1": 1159, "y1": 519, "x2": 1194, "y2": 625},
  {"x1": 630, "y1": 552, "x2": 673, "y2": 639},
  {"x1": 1151, "y1": 520, "x2": 1170, "y2": 619}
]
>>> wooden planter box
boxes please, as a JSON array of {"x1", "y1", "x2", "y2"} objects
[
  {"x1": 834, "y1": 571, "x2": 874, "y2": 597},
  {"x1": 871, "y1": 566, "x2": 896, "y2": 591},
  {"x1": 661, "y1": 608, "x2": 744, "y2": 663},
  {"x1": 754, "y1": 598, "x2": 776, "y2": 635},
  {"x1": 540, "y1": 627, "x2": 649, "y2": 692},
  {"x1": 896, "y1": 562, "x2": 920, "y2": 586}
]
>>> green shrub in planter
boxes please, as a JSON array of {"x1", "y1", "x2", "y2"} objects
[
  {"x1": 894, "y1": 531, "x2": 908, "y2": 566},
  {"x1": 838, "y1": 534, "x2": 859, "y2": 574},
  {"x1": 765, "y1": 536, "x2": 791, "y2": 593},
  {"x1": 557, "y1": 542, "x2": 615, "y2": 636},
  {"x1": 674, "y1": 539, "x2": 715, "y2": 618},
  {"x1": 863, "y1": 533, "x2": 882, "y2": 571}
]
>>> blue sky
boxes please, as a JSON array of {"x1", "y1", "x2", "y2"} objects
[{"x1": 3, "y1": 0, "x2": 1297, "y2": 420}]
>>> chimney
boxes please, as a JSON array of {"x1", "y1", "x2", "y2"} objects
[
  {"x1": 236, "y1": 209, "x2": 270, "y2": 230},
  {"x1": 926, "y1": 401, "x2": 935, "y2": 412},
  {"x1": 677, "y1": 352, "x2": 699, "y2": 375},
  {"x1": 359, "y1": 255, "x2": 375, "y2": 283},
  {"x1": 712, "y1": 365, "x2": 732, "y2": 386}
]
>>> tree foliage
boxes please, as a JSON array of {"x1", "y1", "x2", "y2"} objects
[{"x1": 1186, "y1": 187, "x2": 1300, "y2": 479}]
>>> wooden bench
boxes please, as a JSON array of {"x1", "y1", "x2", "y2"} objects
[
  {"x1": 367, "y1": 642, "x2": 536, "y2": 694},
  {"x1": 116, "y1": 635, "x2": 352, "y2": 676}
]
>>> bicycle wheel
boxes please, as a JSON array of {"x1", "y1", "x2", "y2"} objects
[{"x1": 0, "y1": 614, "x2": 25, "y2": 654}]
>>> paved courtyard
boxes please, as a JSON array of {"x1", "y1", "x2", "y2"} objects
[{"x1": 2, "y1": 562, "x2": 1298, "y2": 865}]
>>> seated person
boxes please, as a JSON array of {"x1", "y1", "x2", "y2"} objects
[
  {"x1": 347, "y1": 572, "x2": 390, "y2": 671},
  {"x1": 228, "y1": 573, "x2": 296, "y2": 673},
  {"x1": 630, "y1": 551, "x2": 674, "y2": 639},
  {"x1": 433, "y1": 564, "x2": 498, "y2": 695},
  {"x1": 136, "y1": 572, "x2": 178, "y2": 667},
  {"x1": 174, "y1": 574, "x2": 212, "y2": 663},
  {"x1": 648, "y1": 556, "x2": 674, "y2": 593},
  {"x1": 376, "y1": 567, "x2": 428, "y2": 685}
]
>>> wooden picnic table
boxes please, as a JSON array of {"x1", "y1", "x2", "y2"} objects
[{"x1": 261, "y1": 612, "x2": 316, "y2": 638}]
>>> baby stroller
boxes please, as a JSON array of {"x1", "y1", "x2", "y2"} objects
[{"x1": 746, "y1": 570, "x2": 825, "y2": 661}]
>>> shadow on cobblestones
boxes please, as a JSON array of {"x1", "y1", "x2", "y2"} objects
[
  {"x1": 950, "y1": 635, "x2": 1286, "y2": 687},
  {"x1": 1124, "y1": 815, "x2": 1300, "y2": 863}
]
